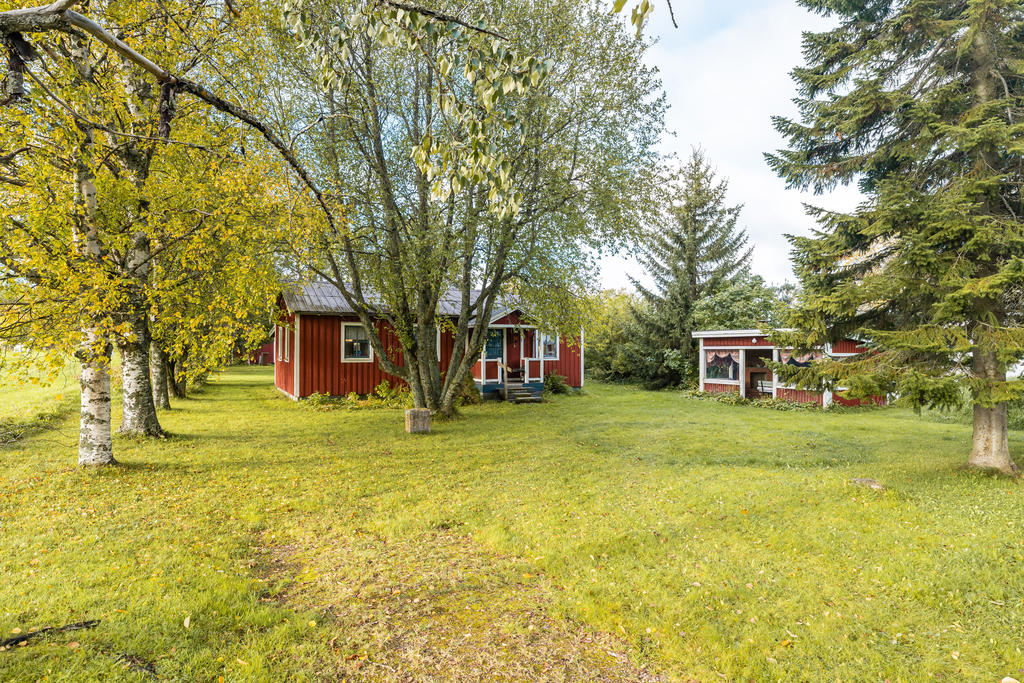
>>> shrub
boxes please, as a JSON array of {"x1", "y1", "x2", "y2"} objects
[
  {"x1": 301, "y1": 384, "x2": 411, "y2": 411},
  {"x1": 681, "y1": 389, "x2": 825, "y2": 412},
  {"x1": 543, "y1": 373, "x2": 572, "y2": 395},
  {"x1": 454, "y1": 372, "x2": 482, "y2": 406}
]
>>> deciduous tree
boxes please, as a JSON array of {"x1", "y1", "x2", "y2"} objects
[{"x1": 276, "y1": 0, "x2": 663, "y2": 416}]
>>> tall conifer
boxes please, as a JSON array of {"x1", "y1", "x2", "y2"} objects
[
  {"x1": 769, "y1": 0, "x2": 1024, "y2": 474},
  {"x1": 632, "y1": 150, "x2": 751, "y2": 387}
]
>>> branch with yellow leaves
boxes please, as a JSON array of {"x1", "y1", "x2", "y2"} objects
[{"x1": 1, "y1": 0, "x2": 340, "y2": 234}]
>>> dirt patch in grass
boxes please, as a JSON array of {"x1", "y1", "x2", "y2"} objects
[{"x1": 257, "y1": 524, "x2": 663, "y2": 682}]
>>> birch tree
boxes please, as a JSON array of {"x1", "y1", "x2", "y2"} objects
[{"x1": 0, "y1": 0, "x2": 285, "y2": 462}]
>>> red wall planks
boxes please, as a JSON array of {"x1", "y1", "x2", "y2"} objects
[
  {"x1": 704, "y1": 382, "x2": 740, "y2": 394},
  {"x1": 831, "y1": 339, "x2": 870, "y2": 354},
  {"x1": 834, "y1": 393, "x2": 886, "y2": 407},
  {"x1": 776, "y1": 388, "x2": 824, "y2": 406},
  {"x1": 298, "y1": 315, "x2": 407, "y2": 397},
  {"x1": 703, "y1": 336, "x2": 774, "y2": 348}
]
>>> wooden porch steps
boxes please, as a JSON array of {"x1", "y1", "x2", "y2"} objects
[
  {"x1": 498, "y1": 363, "x2": 543, "y2": 403},
  {"x1": 504, "y1": 381, "x2": 543, "y2": 404}
]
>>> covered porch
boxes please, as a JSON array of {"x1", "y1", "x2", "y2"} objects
[{"x1": 471, "y1": 324, "x2": 560, "y2": 397}]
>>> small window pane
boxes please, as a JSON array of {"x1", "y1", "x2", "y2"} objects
[
  {"x1": 485, "y1": 329, "x2": 503, "y2": 360},
  {"x1": 542, "y1": 334, "x2": 558, "y2": 359},
  {"x1": 344, "y1": 324, "x2": 371, "y2": 359}
]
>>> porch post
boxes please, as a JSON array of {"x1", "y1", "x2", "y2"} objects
[
  {"x1": 739, "y1": 349, "x2": 746, "y2": 398},
  {"x1": 771, "y1": 348, "x2": 778, "y2": 398},
  {"x1": 823, "y1": 343, "x2": 833, "y2": 406},
  {"x1": 698, "y1": 338, "x2": 705, "y2": 392}
]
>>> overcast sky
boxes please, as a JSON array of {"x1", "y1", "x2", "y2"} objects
[{"x1": 599, "y1": 0, "x2": 862, "y2": 291}]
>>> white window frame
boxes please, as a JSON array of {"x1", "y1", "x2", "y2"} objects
[
  {"x1": 341, "y1": 322, "x2": 374, "y2": 363},
  {"x1": 276, "y1": 326, "x2": 282, "y2": 361},
  {"x1": 540, "y1": 333, "x2": 559, "y2": 361},
  {"x1": 284, "y1": 325, "x2": 290, "y2": 362},
  {"x1": 703, "y1": 347, "x2": 740, "y2": 384}
]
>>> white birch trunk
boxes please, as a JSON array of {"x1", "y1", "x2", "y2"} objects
[
  {"x1": 150, "y1": 341, "x2": 170, "y2": 410},
  {"x1": 78, "y1": 331, "x2": 113, "y2": 467},
  {"x1": 117, "y1": 233, "x2": 164, "y2": 436}
]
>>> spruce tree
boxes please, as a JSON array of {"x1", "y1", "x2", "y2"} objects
[
  {"x1": 631, "y1": 150, "x2": 751, "y2": 388},
  {"x1": 768, "y1": 0, "x2": 1023, "y2": 474}
]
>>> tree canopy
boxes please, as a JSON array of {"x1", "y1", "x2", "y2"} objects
[
  {"x1": 274, "y1": 0, "x2": 664, "y2": 415},
  {"x1": 768, "y1": 0, "x2": 1024, "y2": 475}
]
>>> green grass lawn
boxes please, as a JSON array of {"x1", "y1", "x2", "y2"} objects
[
  {"x1": 2, "y1": 367, "x2": 1022, "y2": 681},
  {"x1": 0, "y1": 360, "x2": 78, "y2": 440}
]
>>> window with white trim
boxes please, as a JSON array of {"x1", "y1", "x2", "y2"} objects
[
  {"x1": 705, "y1": 349, "x2": 739, "y2": 381},
  {"x1": 342, "y1": 323, "x2": 373, "y2": 361},
  {"x1": 284, "y1": 326, "x2": 290, "y2": 362},
  {"x1": 541, "y1": 333, "x2": 559, "y2": 360},
  {"x1": 485, "y1": 329, "x2": 503, "y2": 360},
  {"x1": 276, "y1": 326, "x2": 281, "y2": 361}
]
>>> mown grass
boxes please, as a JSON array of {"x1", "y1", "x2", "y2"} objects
[
  {"x1": 1, "y1": 366, "x2": 1022, "y2": 681},
  {"x1": 0, "y1": 361, "x2": 79, "y2": 442}
]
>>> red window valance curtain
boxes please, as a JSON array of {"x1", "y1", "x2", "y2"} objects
[
  {"x1": 705, "y1": 350, "x2": 739, "y2": 365},
  {"x1": 779, "y1": 350, "x2": 823, "y2": 367}
]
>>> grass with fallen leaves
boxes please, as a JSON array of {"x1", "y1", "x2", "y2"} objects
[{"x1": 1, "y1": 366, "x2": 1022, "y2": 681}]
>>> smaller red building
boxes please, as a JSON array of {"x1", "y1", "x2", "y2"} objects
[
  {"x1": 694, "y1": 329, "x2": 886, "y2": 407},
  {"x1": 273, "y1": 283, "x2": 584, "y2": 399},
  {"x1": 247, "y1": 341, "x2": 274, "y2": 366}
]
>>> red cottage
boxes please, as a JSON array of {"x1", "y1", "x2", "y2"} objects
[
  {"x1": 273, "y1": 282, "x2": 584, "y2": 399},
  {"x1": 247, "y1": 341, "x2": 274, "y2": 366},
  {"x1": 693, "y1": 329, "x2": 886, "y2": 407}
]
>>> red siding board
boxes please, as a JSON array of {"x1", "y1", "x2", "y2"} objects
[
  {"x1": 492, "y1": 312, "x2": 526, "y2": 326},
  {"x1": 834, "y1": 393, "x2": 886, "y2": 407},
  {"x1": 703, "y1": 336, "x2": 773, "y2": 348},
  {"x1": 832, "y1": 339, "x2": 870, "y2": 354},
  {"x1": 704, "y1": 382, "x2": 740, "y2": 394},
  {"x1": 776, "y1": 388, "x2": 824, "y2": 406}
]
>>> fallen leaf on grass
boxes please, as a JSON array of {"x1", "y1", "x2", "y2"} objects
[
  {"x1": 183, "y1": 616, "x2": 191, "y2": 629},
  {"x1": 67, "y1": 641, "x2": 79, "y2": 649}
]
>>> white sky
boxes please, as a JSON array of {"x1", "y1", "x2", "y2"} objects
[{"x1": 599, "y1": 0, "x2": 862, "y2": 291}]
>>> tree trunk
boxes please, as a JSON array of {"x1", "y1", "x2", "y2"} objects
[
  {"x1": 77, "y1": 332, "x2": 114, "y2": 467},
  {"x1": 969, "y1": 402, "x2": 1018, "y2": 475},
  {"x1": 117, "y1": 303, "x2": 164, "y2": 436},
  {"x1": 968, "y1": 347, "x2": 1019, "y2": 475},
  {"x1": 167, "y1": 361, "x2": 183, "y2": 398},
  {"x1": 168, "y1": 357, "x2": 187, "y2": 399},
  {"x1": 150, "y1": 341, "x2": 170, "y2": 410}
]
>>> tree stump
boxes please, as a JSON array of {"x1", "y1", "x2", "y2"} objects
[{"x1": 405, "y1": 409, "x2": 431, "y2": 434}]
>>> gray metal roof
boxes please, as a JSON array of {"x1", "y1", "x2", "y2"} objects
[{"x1": 282, "y1": 282, "x2": 516, "y2": 320}]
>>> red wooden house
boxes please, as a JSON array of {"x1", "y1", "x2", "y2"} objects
[
  {"x1": 694, "y1": 329, "x2": 886, "y2": 407},
  {"x1": 273, "y1": 282, "x2": 584, "y2": 399},
  {"x1": 247, "y1": 341, "x2": 274, "y2": 366}
]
